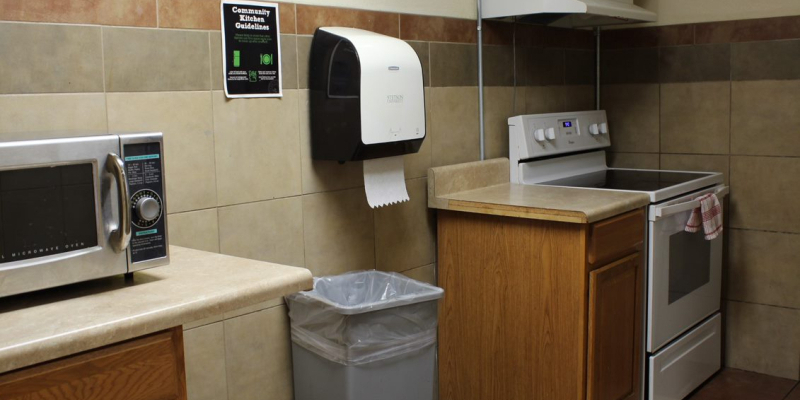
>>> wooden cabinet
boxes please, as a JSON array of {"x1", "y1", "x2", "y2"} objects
[
  {"x1": 587, "y1": 254, "x2": 642, "y2": 400},
  {"x1": 0, "y1": 328, "x2": 187, "y2": 400},
  {"x1": 438, "y1": 209, "x2": 645, "y2": 400}
]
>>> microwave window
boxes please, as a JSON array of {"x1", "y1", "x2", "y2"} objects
[{"x1": 0, "y1": 163, "x2": 98, "y2": 264}]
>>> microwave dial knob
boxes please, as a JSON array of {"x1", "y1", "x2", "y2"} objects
[{"x1": 136, "y1": 196, "x2": 161, "y2": 222}]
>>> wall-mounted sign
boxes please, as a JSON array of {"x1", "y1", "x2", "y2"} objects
[{"x1": 220, "y1": 0, "x2": 282, "y2": 98}]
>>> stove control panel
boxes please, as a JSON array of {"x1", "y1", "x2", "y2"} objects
[{"x1": 508, "y1": 110, "x2": 611, "y2": 162}]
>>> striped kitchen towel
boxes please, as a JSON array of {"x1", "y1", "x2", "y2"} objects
[{"x1": 685, "y1": 193, "x2": 723, "y2": 240}]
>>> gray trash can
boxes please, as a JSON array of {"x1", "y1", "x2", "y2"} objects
[{"x1": 286, "y1": 270, "x2": 444, "y2": 400}]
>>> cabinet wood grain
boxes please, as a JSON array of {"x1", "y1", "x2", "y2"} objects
[
  {"x1": 437, "y1": 208, "x2": 645, "y2": 400},
  {"x1": 587, "y1": 209, "x2": 644, "y2": 267},
  {"x1": 587, "y1": 254, "x2": 643, "y2": 400},
  {"x1": 0, "y1": 327, "x2": 187, "y2": 400},
  {"x1": 438, "y1": 210, "x2": 589, "y2": 400}
]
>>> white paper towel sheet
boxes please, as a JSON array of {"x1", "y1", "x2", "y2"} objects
[{"x1": 363, "y1": 156, "x2": 409, "y2": 208}]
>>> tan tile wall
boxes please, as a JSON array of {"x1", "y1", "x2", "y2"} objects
[
  {"x1": 602, "y1": 19, "x2": 800, "y2": 380},
  {"x1": 0, "y1": 2, "x2": 594, "y2": 398}
]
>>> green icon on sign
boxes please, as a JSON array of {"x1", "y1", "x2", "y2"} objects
[
  {"x1": 249, "y1": 71, "x2": 257, "y2": 82},
  {"x1": 260, "y1": 54, "x2": 273, "y2": 65},
  {"x1": 233, "y1": 50, "x2": 241, "y2": 67}
]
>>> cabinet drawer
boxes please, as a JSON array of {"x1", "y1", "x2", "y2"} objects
[
  {"x1": 588, "y1": 209, "x2": 645, "y2": 266},
  {"x1": 649, "y1": 314, "x2": 721, "y2": 400},
  {"x1": 0, "y1": 328, "x2": 186, "y2": 400}
]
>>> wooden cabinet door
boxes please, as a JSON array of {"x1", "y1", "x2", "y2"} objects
[
  {"x1": 587, "y1": 253, "x2": 643, "y2": 400},
  {"x1": 0, "y1": 328, "x2": 187, "y2": 400}
]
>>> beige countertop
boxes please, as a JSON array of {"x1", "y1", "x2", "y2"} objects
[
  {"x1": 0, "y1": 246, "x2": 313, "y2": 374},
  {"x1": 429, "y1": 158, "x2": 651, "y2": 223}
]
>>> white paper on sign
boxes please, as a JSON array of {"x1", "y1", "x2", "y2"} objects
[{"x1": 363, "y1": 156, "x2": 409, "y2": 208}]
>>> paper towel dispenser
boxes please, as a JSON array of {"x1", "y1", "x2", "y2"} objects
[{"x1": 309, "y1": 27, "x2": 426, "y2": 163}]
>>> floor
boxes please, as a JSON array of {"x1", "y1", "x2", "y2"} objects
[{"x1": 687, "y1": 369, "x2": 800, "y2": 400}]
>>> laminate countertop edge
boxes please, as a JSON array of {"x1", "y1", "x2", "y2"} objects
[
  {"x1": 0, "y1": 246, "x2": 313, "y2": 374},
  {"x1": 428, "y1": 159, "x2": 651, "y2": 224}
]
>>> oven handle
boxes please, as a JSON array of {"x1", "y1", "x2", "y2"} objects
[
  {"x1": 653, "y1": 186, "x2": 729, "y2": 221},
  {"x1": 106, "y1": 153, "x2": 131, "y2": 253}
]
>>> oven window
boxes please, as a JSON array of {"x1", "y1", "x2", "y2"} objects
[
  {"x1": 668, "y1": 230, "x2": 711, "y2": 304},
  {"x1": 0, "y1": 163, "x2": 98, "y2": 264}
]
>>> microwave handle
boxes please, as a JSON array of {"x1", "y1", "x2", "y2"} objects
[
  {"x1": 653, "y1": 186, "x2": 729, "y2": 221},
  {"x1": 106, "y1": 153, "x2": 132, "y2": 253}
]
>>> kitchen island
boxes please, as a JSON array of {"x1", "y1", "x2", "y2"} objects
[{"x1": 0, "y1": 246, "x2": 312, "y2": 399}]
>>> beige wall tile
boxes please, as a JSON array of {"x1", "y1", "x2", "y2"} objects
[
  {"x1": 298, "y1": 90, "x2": 364, "y2": 194},
  {"x1": 183, "y1": 313, "x2": 224, "y2": 330},
  {"x1": 374, "y1": 178, "x2": 435, "y2": 273},
  {"x1": 107, "y1": 91, "x2": 217, "y2": 213},
  {"x1": 607, "y1": 152, "x2": 660, "y2": 169},
  {"x1": 660, "y1": 154, "x2": 730, "y2": 184},
  {"x1": 103, "y1": 28, "x2": 210, "y2": 92},
  {"x1": 730, "y1": 156, "x2": 800, "y2": 233},
  {"x1": 483, "y1": 86, "x2": 515, "y2": 160},
  {"x1": 281, "y1": 34, "x2": 299, "y2": 90},
  {"x1": 0, "y1": 94, "x2": 107, "y2": 137},
  {"x1": 564, "y1": 85, "x2": 596, "y2": 112},
  {"x1": 404, "y1": 87, "x2": 433, "y2": 179},
  {"x1": 0, "y1": 23, "x2": 103, "y2": 94},
  {"x1": 210, "y1": 33, "x2": 223, "y2": 91},
  {"x1": 218, "y1": 197, "x2": 305, "y2": 267},
  {"x1": 513, "y1": 86, "x2": 527, "y2": 115},
  {"x1": 302, "y1": 187, "x2": 375, "y2": 276},
  {"x1": 429, "y1": 43, "x2": 478, "y2": 87},
  {"x1": 601, "y1": 84, "x2": 660, "y2": 153},
  {"x1": 725, "y1": 301, "x2": 800, "y2": 379},
  {"x1": 225, "y1": 306, "x2": 294, "y2": 400},
  {"x1": 168, "y1": 209, "x2": 220, "y2": 253},
  {"x1": 661, "y1": 82, "x2": 730, "y2": 154},
  {"x1": 184, "y1": 322, "x2": 228, "y2": 400},
  {"x1": 732, "y1": 80, "x2": 800, "y2": 157},
  {"x1": 297, "y1": 35, "x2": 312, "y2": 89},
  {"x1": 728, "y1": 229, "x2": 800, "y2": 309},
  {"x1": 224, "y1": 297, "x2": 284, "y2": 320},
  {"x1": 430, "y1": 87, "x2": 480, "y2": 167},
  {"x1": 401, "y1": 263, "x2": 436, "y2": 286},
  {"x1": 525, "y1": 85, "x2": 566, "y2": 114},
  {"x1": 213, "y1": 90, "x2": 302, "y2": 205}
]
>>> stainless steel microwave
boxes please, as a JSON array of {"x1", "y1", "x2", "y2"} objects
[{"x1": 0, "y1": 133, "x2": 169, "y2": 298}]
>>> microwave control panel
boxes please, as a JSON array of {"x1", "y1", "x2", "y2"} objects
[{"x1": 123, "y1": 140, "x2": 168, "y2": 264}]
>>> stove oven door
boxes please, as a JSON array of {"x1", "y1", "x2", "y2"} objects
[{"x1": 647, "y1": 185, "x2": 727, "y2": 353}]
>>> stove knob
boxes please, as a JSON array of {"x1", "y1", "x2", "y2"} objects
[
  {"x1": 136, "y1": 196, "x2": 161, "y2": 222},
  {"x1": 589, "y1": 123, "x2": 600, "y2": 135},
  {"x1": 534, "y1": 128, "x2": 546, "y2": 142},
  {"x1": 545, "y1": 127, "x2": 556, "y2": 140},
  {"x1": 599, "y1": 122, "x2": 609, "y2": 134}
]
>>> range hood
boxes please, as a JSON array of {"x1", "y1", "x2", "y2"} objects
[{"x1": 482, "y1": 0, "x2": 657, "y2": 27}]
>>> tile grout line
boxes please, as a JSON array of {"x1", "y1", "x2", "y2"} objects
[
  {"x1": 727, "y1": 227, "x2": 800, "y2": 236},
  {"x1": 726, "y1": 298, "x2": 800, "y2": 312},
  {"x1": 785, "y1": 381, "x2": 800, "y2": 399}
]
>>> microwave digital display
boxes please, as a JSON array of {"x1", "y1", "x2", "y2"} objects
[{"x1": 0, "y1": 163, "x2": 98, "y2": 264}]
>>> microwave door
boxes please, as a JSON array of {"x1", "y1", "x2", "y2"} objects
[
  {"x1": 646, "y1": 187, "x2": 725, "y2": 353},
  {"x1": 0, "y1": 136, "x2": 128, "y2": 297}
]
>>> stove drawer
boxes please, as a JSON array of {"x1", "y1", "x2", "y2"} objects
[
  {"x1": 648, "y1": 313, "x2": 721, "y2": 400},
  {"x1": 588, "y1": 209, "x2": 645, "y2": 267}
]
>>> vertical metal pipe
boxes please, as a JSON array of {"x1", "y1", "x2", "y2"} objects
[
  {"x1": 595, "y1": 27, "x2": 601, "y2": 110},
  {"x1": 478, "y1": 0, "x2": 486, "y2": 160}
]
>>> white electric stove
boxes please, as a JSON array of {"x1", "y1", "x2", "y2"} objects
[{"x1": 508, "y1": 110, "x2": 728, "y2": 400}]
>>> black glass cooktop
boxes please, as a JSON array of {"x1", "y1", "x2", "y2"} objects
[{"x1": 538, "y1": 169, "x2": 715, "y2": 192}]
